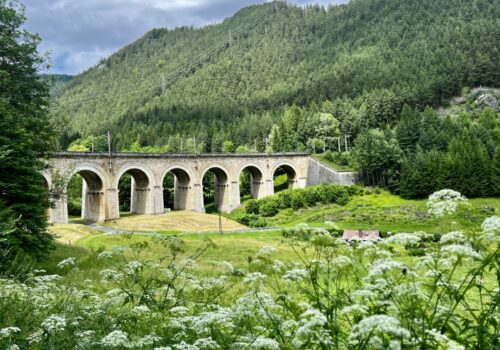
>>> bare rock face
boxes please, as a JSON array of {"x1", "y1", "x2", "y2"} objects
[{"x1": 475, "y1": 92, "x2": 498, "y2": 109}]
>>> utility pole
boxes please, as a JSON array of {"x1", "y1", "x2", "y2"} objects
[
  {"x1": 180, "y1": 137, "x2": 183, "y2": 154},
  {"x1": 345, "y1": 134, "x2": 350, "y2": 152},
  {"x1": 194, "y1": 136, "x2": 197, "y2": 154},
  {"x1": 107, "y1": 131, "x2": 112, "y2": 171},
  {"x1": 265, "y1": 137, "x2": 269, "y2": 153},
  {"x1": 218, "y1": 207, "x2": 223, "y2": 235},
  {"x1": 91, "y1": 135, "x2": 94, "y2": 152},
  {"x1": 337, "y1": 137, "x2": 341, "y2": 153}
]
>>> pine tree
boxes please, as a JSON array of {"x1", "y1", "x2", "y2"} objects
[
  {"x1": 0, "y1": 0, "x2": 55, "y2": 269},
  {"x1": 396, "y1": 104, "x2": 421, "y2": 152},
  {"x1": 491, "y1": 147, "x2": 500, "y2": 196}
]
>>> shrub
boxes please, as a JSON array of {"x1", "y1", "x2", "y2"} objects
[
  {"x1": 245, "y1": 199, "x2": 260, "y2": 215},
  {"x1": 259, "y1": 199, "x2": 280, "y2": 217}
]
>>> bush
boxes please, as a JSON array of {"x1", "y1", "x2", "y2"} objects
[
  {"x1": 259, "y1": 199, "x2": 280, "y2": 217},
  {"x1": 324, "y1": 150, "x2": 334, "y2": 162},
  {"x1": 245, "y1": 199, "x2": 260, "y2": 215},
  {"x1": 236, "y1": 213, "x2": 267, "y2": 227}
]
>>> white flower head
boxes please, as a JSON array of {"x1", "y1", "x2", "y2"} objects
[
  {"x1": 440, "y1": 231, "x2": 467, "y2": 245},
  {"x1": 97, "y1": 251, "x2": 113, "y2": 260},
  {"x1": 257, "y1": 245, "x2": 277, "y2": 258},
  {"x1": 440, "y1": 244, "x2": 481, "y2": 260},
  {"x1": 57, "y1": 257, "x2": 76, "y2": 269},
  {"x1": 41, "y1": 315, "x2": 66, "y2": 334},
  {"x1": 427, "y1": 189, "x2": 467, "y2": 218},
  {"x1": 100, "y1": 330, "x2": 130, "y2": 348},
  {"x1": 283, "y1": 268, "x2": 308, "y2": 282},
  {"x1": 385, "y1": 233, "x2": 421, "y2": 246},
  {"x1": 0, "y1": 327, "x2": 21, "y2": 338}
]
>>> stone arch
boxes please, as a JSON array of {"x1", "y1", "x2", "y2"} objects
[
  {"x1": 114, "y1": 163, "x2": 156, "y2": 215},
  {"x1": 161, "y1": 165, "x2": 194, "y2": 211},
  {"x1": 201, "y1": 165, "x2": 230, "y2": 211},
  {"x1": 66, "y1": 164, "x2": 108, "y2": 222},
  {"x1": 238, "y1": 163, "x2": 265, "y2": 199},
  {"x1": 272, "y1": 162, "x2": 298, "y2": 191}
]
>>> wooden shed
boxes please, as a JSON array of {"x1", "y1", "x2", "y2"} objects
[{"x1": 342, "y1": 229, "x2": 380, "y2": 241}]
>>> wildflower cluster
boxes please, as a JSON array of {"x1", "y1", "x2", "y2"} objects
[{"x1": 0, "y1": 192, "x2": 497, "y2": 349}]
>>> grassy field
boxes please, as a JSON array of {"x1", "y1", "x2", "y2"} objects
[
  {"x1": 44, "y1": 190, "x2": 500, "y2": 273},
  {"x1": 103, "y1": 210, "x2": 246, "y2": 233}
]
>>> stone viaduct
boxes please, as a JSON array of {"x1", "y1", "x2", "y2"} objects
[{"x1": 42, "y1": 152, "x2": 357, "y2": 224}]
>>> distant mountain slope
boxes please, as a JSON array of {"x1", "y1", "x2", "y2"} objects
[
  {"x1": 51, "y1": 0, "x2": 499, "y2": 150},
  {"x1": 42, "y1": 74, "x2": 73, "y2": 96}
]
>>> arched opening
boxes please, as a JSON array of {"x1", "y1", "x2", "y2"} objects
[
  {"x1": 239, "y1": 166, "x2": 263, "y2": 201},
  {"x1": 202, "y1": 167, "x2": 229, "y2": 213},
  {"x1": 162, "y1": 168, "x2": 192, "y2": 211},
  {"x1": 273, "y1": 165, "x2": 297, "y2": 193},
  {"x1": 67, "y1": 170, "x2": 105, "y2": 222},
  {"x1": 117, "y1": 169, "x2": 151, "y2": 215}
]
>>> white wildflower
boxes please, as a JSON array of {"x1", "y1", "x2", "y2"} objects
[
  {"x1": 385, "y1": 233, "x2": 421, "y2": 246},
  {"x1": 26, "y1": 329, "x2": 43, "y2": 344},
  {"x1": 97, "y1": 251, "x2": 113, "y2": 259},
  {"x1": 131, "y1": 305, "x2": 150, "y2": 316},
  {"x1": 179, "y1": 259, "x2": 197, "y2": 269},
  {"x1": 257, "y1": 246, "x2": 277, "y2": 258},
  {"x1": 366, "y1": 259, "x2": 406, "y2": 280},
  {"x1": 172, "y1": 341, "x2": 199, "y2": 349},
  {"x1": 0, "y1": 326, "x2": 20, "y2": 338},
  {"x1": 193, "y1": 337, "x2": 220, "y2": 349},
  {"x1": 340, "y1": 304, "x2": 369, "y2": 316},
  {"x1": 75, "y1": 330, "x2": 96, "y2": 346},
  {"x1": 271, "y1": 260, "x2": 286, "y2": 273},
  {"x1": 480, "y1": 216, "x2": 500, "y2": 241},
  {"x1": 217, "y1": 261, "x2": 234, "y2": 274},
  {"x1": 243, "y1": 272, "x2": 266, "y2": 284},
  {"x1": 41, "y1": 315, "x2": 66, "y2": 334},
  {"x1": 283, "y1": 268, "x2": 308, "y2": 282},
  {"x1": 427, "y1": 189, "x2": 467, "y2": 218},
  {"x1": 100, "y1": 330, "x2": 130, "y2": 348},
  {"x1": 135, "y1": 334, "x2": 162, "y2": 347},
  {"x1": 348, "y1": 315, "x2": 410, "y2": 346},
  {"x1": 171, "y1": 306, "x2": 189, "y2": 316},
  {"x1": 440, "y1": 231, "x2": 467, "y2": 245},
  {"x1": 249, "y1": 336, "x2": 280, "y2": 349},
  {"x1": 125, "y1": 260, "x2": 143, "y2": 271},
  {"x1": 333, "y1": 255, "x2": 353, "y2": 268},
  {"x1": 292, "y1": 308, "x2": 332, "y2": 348},
  {"x1": 57, "y1": 257, "x2": 76, "y2": 269},
  {"x1": 440, "y1": 244, "x2": 481, "y2": 260},
  {"x1": 481, "y1": 216, "x2": 500, "y2": 233}
]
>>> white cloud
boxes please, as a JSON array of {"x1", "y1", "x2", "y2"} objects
[{"x1": 23, "y1": 0, "x2": 349, "y2": 74}]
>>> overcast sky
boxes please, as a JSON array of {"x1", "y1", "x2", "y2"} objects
[{"x1": 23, "y1": 0, "x2": 348, "y2": 75}]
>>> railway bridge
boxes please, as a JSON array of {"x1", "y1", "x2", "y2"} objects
[{"x1": 42, "y1": 152, "x2": 356, "y2": 223}]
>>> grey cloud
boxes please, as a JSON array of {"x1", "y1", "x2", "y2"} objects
[{"x1": 23, "y1": 0, "x2": 349, "y2": 74}]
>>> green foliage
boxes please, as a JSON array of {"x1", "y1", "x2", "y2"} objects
[
  {"x1": 0, "y1": 0, "x2": 55, "y2": 270},
  {"x1": 351, "y1": 129, "x2": 402, "y2": 188},
  {"x1": 237, "y1": 184, "x2": 362, "y2": 225},
  {"x1": 492, "y1": 147, "x2": 500, "y2": 196},
  {"x1": 221, "y1": 140, "x2": 235, "y2": 153},
  {"x1": 51, "y1": 0, "x2": 499, "y2": 152},
  {"x1": 398, "y1": 107, "x2": 500, "y2": 198}
]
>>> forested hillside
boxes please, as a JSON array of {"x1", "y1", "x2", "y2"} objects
[{"x1": 52, "y1": 0, "x2": 499, "y2": 152}]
